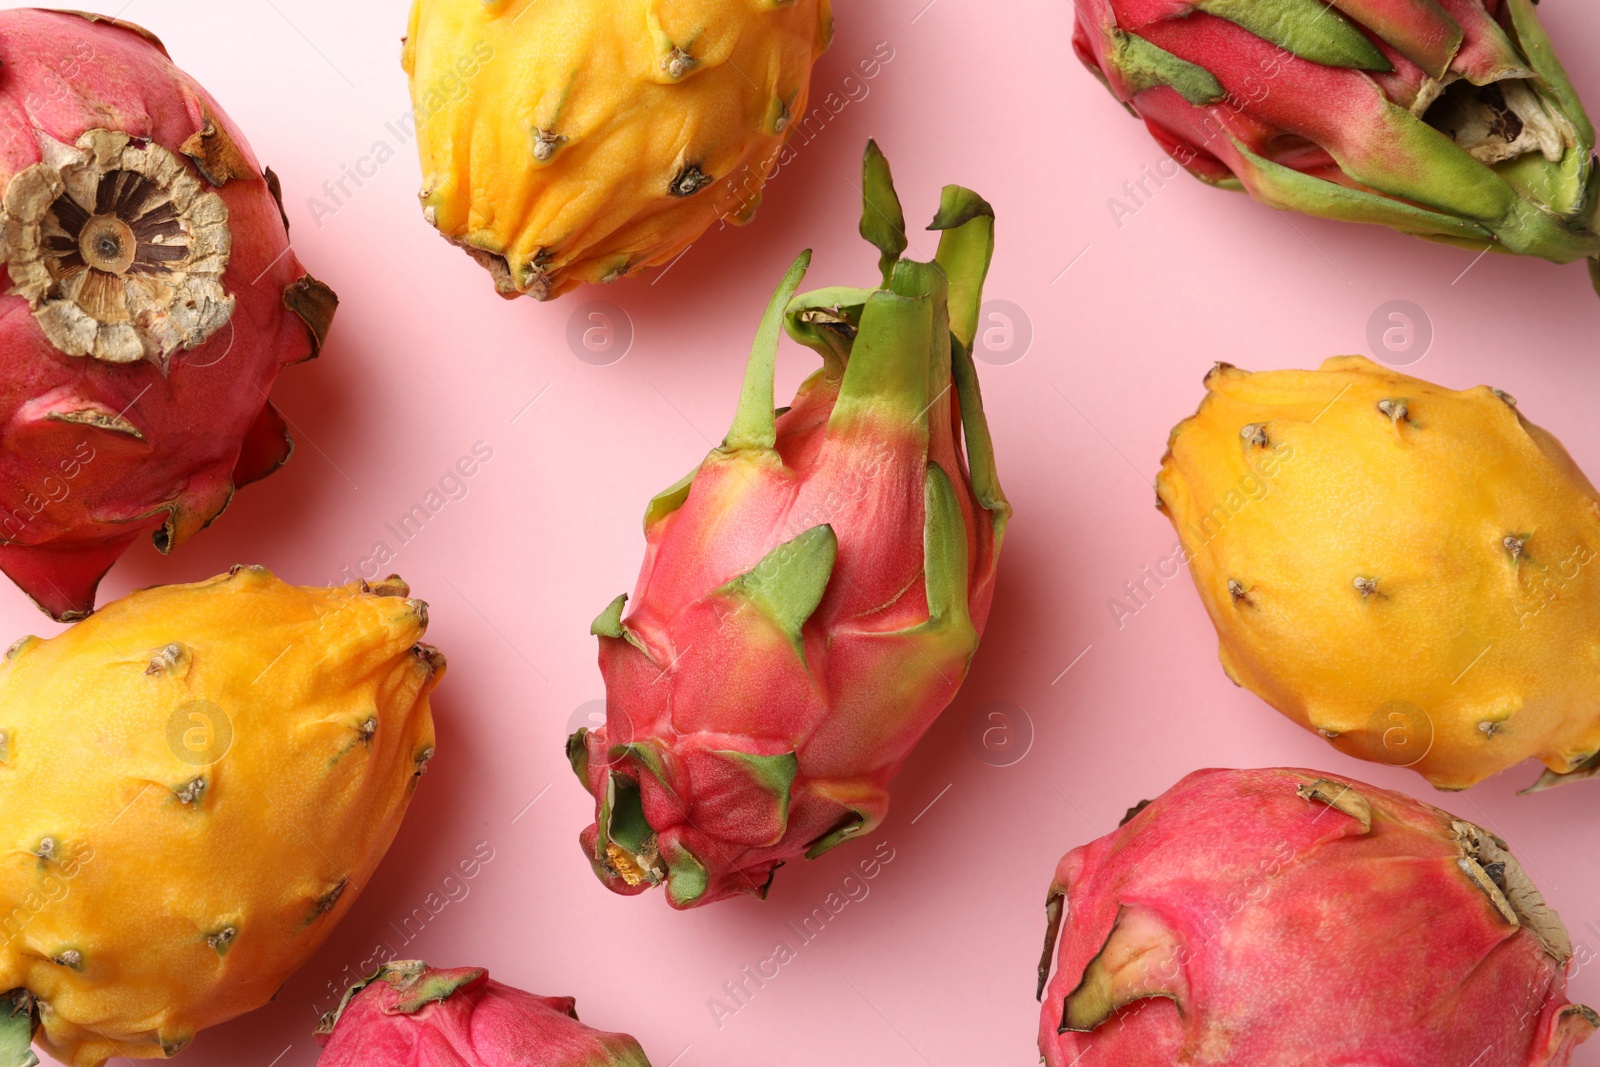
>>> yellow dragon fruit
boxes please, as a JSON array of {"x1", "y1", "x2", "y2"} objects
[
  {"x1": 1157, "y1": 356, "x2": 1600, "y2": 791},
  {"x1": 402, "y1": 0, "x2": 832, "y2": 300},
  {"x1": 0, "y1": 567, "x2": 442, "y2": 1066}
]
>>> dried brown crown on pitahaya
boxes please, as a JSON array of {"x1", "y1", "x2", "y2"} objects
[
  {"x1": 1037, "y1": 767, "x2": 1598, "y2": 1067},
  {"x1": 568, "y1": 141, "x2": 1010, "y2": 909},
  {"x1": 314, "y1": 961, "x2": 652, "y2": 1067},
  {"x1": 0, "y1": 10, "x2": 336, "y2": 621}
]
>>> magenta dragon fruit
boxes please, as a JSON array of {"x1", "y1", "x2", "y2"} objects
[
  {"x1": 315, "y1": 961, "x2": 652, "y2": 1066},
  {"x1": 1038, "y1": 767, "x2": 1598, "y2": 1066},
  {"x1": 568, "y1": 141, "x2": 1010, "y2": 908},
  {"x1": 1073, "y1": 0, "x2": 1600, "y2": 290},
  {"x1": 0, "y1": 10, "x2": 335, "y2": 620}
]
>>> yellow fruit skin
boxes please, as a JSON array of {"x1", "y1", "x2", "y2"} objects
[
  {"x1": 1157, "y1": 356, "x2": 1600, "y2": 791},
  {"x1": 0, "y1": 567, "x2": 442, "y2": 1065},
  {"x1": 402, "y1": 0, "x2": 832, "y2": 299}
]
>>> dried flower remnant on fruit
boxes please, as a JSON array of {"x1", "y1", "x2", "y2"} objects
[
  {"x1": 1240, "y1": 424, "x2": 1269, "y2": 448},
  {"x1": 1377, "y1": 399, "x2": 1409, "y2": 424},
  {"x1": 314, "y1": 879, "x2": 348, "y2": 918},
  {"x1": 146, "y1": 643, "x2": 186, "y2": 675},
  {"x1": 1505, "y1": 535, "x2": 1527, "y2": 562},
  {"x1": 662, "y1": 46, "x2": 696, "y2": 79},
  {"x1": 605, "y1": 844, "x2": 657, "y2": 888},
  {"x1": 205, "y1": 927, "x2": 235, "y2": 954},
  {"x1": 2, "y1": 129, "x2": 235, "y2": 365},
  {"x1": 1295, "y1": 776, "x2": 1372, "y2": 830},
  {"x1": 532, "y1": 128, "x2": 566, "y2": 162},
  {"x1": 1354, "y1": 577, "x2": 1381, "y2": 599},
  {"x1": 1425, "y1": 81, "x2": 1570, "y2": 167},
  {"x1": 670, "y1": 164, "x2": 712, "y2": 198}
]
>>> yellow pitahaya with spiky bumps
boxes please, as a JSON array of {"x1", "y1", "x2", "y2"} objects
[
  {"x1": 0, "y1": 567, "x2": 443, "y2": 1066},
  {"x1": 1157, "y1": 356, "x2": 1600, "y2": 792},
  {"x1": 402, "y1": 0, "x2": 832, "y2": 300}
]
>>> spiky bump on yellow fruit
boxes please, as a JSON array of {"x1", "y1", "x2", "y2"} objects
[
  {"x1": 401, "y1": 0, "x2": 832, "y2": 300},
  {"x1": 0, "y1": 567, "x2": 443, "y2": 1066},
  {"x1": 1157, "y1": 356, "x2": 1600, "y2": 792}
]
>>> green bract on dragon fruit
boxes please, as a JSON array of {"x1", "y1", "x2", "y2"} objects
[
  {"x1": 569, "y1": 141, "x2": 1010, "y2": 909},
  {"x1": 1074, "y1": 0, "x2": 1600, "y2": 290},
  {"x1": 0, "y1": 10, "x2": 336, "y2": 620}
]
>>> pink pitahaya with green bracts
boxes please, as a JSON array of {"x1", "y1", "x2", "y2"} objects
[
  {"x1": 315, "y1": 961, "x2": 652, "y2": 1066},
  {"x1": 1038, "y1": 768, "x2": 1598, "y2": 1066},
  {"x1": 569, "y1": 141, "x2": 1009, "y2": 909},
  {"x1": 1073, "y1": 0, "x2": 1600, "y2": 290}
]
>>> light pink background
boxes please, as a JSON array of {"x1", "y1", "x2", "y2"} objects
[{"x1": 6, "y1": 0, "x2": 1600, "y2": 1063}]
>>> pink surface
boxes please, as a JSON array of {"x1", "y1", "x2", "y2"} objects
[{"x1": 3, "y1": 1, "x2": 1599, "y2": 1064}]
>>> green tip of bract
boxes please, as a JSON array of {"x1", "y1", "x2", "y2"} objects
[
  {"x1": 928, "y1": 185, "x2": 995, "y2": 232},
  {"x1": 861, "y1": 139, "x2": 908, "y2": 286},
  {"x1": 717, "y1": 525, "x2": 839, "y2": 652},
  {"x1": 662, "y1": 840, "x2": 709, "y2": 907},
  {"x1": 0, "y1": 992, "x2": 36, "y2": 1067},
  {"x1": 567, "y1": 729, "x2": 590, "y2": 784},
  {"x1": 804, "y1": 810, "x2": 868, "y2": 859},
  {"x1": 591, "y1": 594, "x2": 628, "y2": 638},
  {"x1": 725, "y1": 251, "x2": 813, "y2": 453}
]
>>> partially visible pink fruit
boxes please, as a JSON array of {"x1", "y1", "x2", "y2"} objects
[
  {"x1": 1038, "y1": 768, "x2": 1597, "y2": 1067},
  {"x1": 0, "y1": 10, "x2": 336, "y2": 620},
  {"x1": 1071, "y1": 0, "x2": 1600, "y2": 290},
  {"x1": 569, "y1": 142, "x2": 1009, "y2": 908},
  {"x1": 314, "y1": 961, "x2": 653, "y2": 1067}
]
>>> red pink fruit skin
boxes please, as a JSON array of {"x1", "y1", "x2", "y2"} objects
[
  {"x1": 1037, "y1": 768, "x2": 1598, "y2": 1067},
  {"x1": 315, "y1": 962, "x2": 652, "y2": 1067},
  {"x1": 1071, "y1": 0, "x2": 1600, "y2": 273},
  {"x1": 0, "y1": 10, "x2": 331, "y2": 620},
  {"x1": 573, "y1": 145, "x2": 1009, "y2": 908}
]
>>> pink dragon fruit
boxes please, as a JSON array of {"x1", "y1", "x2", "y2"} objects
[
  {"x1": 0, "y1": 10, "x2": 336, "y2": 620},
  {"x1": 569, "y1": 141, "x2": 1009, "y2": 908},
  {"x1": 1073, "y1": 0, "x2": 1600, "y2": 289},
  {"x1": 315, "y1": 961, "x2": 652, "y2": 1066},
  {"x1": 1038, "y1": 767, "x2": 1598, "y2": 1066}
]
